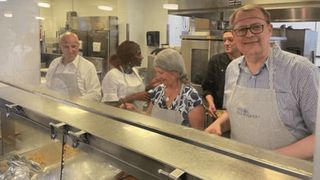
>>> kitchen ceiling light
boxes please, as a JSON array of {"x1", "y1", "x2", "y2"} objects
[
  {"x1": 4, "y1": 13, "x2": 13, "y2": 18},
  {"x1": 163, "y1": 3, "x2": 178, "y2": 10},
  {"x1": 35, "y1": 16, "x2": 45, "y2": 20},
  {"x1": 37, "y1": 2, "x2": 51, "y2": 8},
  {"x1": 97, "y1": 5, "x2": 113, "y2": 11}
]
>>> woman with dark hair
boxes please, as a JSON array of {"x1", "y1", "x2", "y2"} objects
[
  {"x1": 107, "y1": 54, "x2": 120, "y2": 69},
  {"x1": 101, "y1": 41, "x2": 149, "y2": 110}
]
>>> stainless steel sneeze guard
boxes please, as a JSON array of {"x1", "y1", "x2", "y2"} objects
[{"x1": 0, "y1": 83, "x2": 314, "y2": 180}]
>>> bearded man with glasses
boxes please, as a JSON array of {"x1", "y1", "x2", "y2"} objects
[{"x1": 205, "y1": 4, "x2": 318, "y2": 160}]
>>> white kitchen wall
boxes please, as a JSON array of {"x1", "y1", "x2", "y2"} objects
[
  {"x1": 40, "y1": 0, "x2": 169, "y2": 67},
  {"x1": 116, "y1": 0, "x2": 169, "y2": 67},
  {"x1": 41, "y1": 0, "x2": 118, "y2": 41},
  {"x1": 0, "y1": 0, "x2": 40, "y2": 88}
]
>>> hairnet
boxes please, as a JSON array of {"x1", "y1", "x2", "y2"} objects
[{"x1": 154, "y1": 48, "x2": 187, "y2": 81}]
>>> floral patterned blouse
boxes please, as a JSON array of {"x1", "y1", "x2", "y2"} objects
[{"x1": 150, "y1": 84, "x2": 203, "y2": 126}]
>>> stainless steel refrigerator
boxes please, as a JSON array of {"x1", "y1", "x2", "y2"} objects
[
  {"x1": 70, "y1": 16, "x2": 119, "y2": 79},
  {"x1": 180, "y1": 35, "x2": 225, "y2": 95}
]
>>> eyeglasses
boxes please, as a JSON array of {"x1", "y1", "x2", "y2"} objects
[{"x1": 232, "y1": 23, "x2": 265, "y2": 37}]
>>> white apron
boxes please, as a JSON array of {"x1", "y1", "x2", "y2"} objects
[
  {"x1": 50, "y1": 60, "x2": 81, "y2": 98},
  {"x1": 151, "y1": 84, "x2": 186, "y2": 126},
  {"x1": 228, "y1": 50, "x2": 297, "y2": 150},
  {"x1": 120, "y1": 66, "x2": 146, "y2": 111}
]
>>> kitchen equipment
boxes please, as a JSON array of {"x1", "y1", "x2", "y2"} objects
[
  {"x1": 283, "y1": 29, "x2": 317, "y2": 63},
  {"x1": 70, "y1": 16, "x2": 119, "y2": 78},
  {"x1": 180, "y1": 35, "x2": 225, "y2": 95}
]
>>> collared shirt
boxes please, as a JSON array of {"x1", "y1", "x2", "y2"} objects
[
  {"x1": 202, "y1": 52, "x2": 232, "y2": 109},
  {"x1": 101, "y1": 67, "x2": 143, "y2": 102},
  {"x1": 45, "y1": 55, "x2": 101, "y2": 101},
  {"x1": 224, "y1": 45, "x2": 318, "y2": 139}
]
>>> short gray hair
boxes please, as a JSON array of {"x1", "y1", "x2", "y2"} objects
[
  {"x1": 154, "y1": 48, "x2": 188, "y2": 83},
  {"x1": 59, "y1": 31, "x2": 79, "y2": 44}
]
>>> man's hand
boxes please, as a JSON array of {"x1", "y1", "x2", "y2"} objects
[
  {"x1": 205, "y1": 121, "x2": 222, "y2": 136},
  {"x1": 207, "y1": 103, "x2": 217, "y2": 118}
]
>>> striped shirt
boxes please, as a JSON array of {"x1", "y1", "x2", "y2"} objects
[{"x1": 224, "y1": 45, "x2": 319, "y2": 139}]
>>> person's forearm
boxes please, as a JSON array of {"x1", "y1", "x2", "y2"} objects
[
  {"x1": 274, "y1": 135, "x2": 315, "y2": 159},
  {"x1": 83, "y1": 73, "x2": 102, "y2": 101},
  {"x1": 217, "y1": 112, "x2": 230, "y2": 133},
  {"x1": 205, "y1": 95, "x2": 214, "y2": 106},
  {"x1": 121, "y1": 96, "x2": 133, "y2": 103},
  {"x1": 188, "y1": 106, "x2": 205, "y2": 130},
  {"x1": 105, "y1": 101, "x2": 119, "y2": 107}
]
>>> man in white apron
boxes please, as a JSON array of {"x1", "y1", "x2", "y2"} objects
[
  {"x1": 45, "y1": 32, "x2": 101, "y2": 101},
  {"x1": 205, "y1": 5, "x2": 318, "y2": 160}
]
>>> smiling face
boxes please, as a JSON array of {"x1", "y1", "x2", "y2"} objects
[
  {"x1": 60, "y1": 33, "x2": 80, "y2": 64},
  {"x1": 232, "y1": 8, "x2": 273, "y2": 59},
  {"x1": 154, "y1": 67, "x2": 177, "y2": 86},
  {"x1": 223, "y1": 31, "x2": 238, "y2": 55}
]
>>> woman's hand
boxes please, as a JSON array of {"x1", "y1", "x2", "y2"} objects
[
  {"x1": 119, "y1": 102, "x2": 137, "y2": 111},
  {"x1": 131, "y1": 91, "x2": 151, "y2": 101},
  {"x1": 145, "y1": 77, "x2": 161, "y2": 91},
  {"x1": 207, "y1": 104, "x2": 217, "y2": 118}
]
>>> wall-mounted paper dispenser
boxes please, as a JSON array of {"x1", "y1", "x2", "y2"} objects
[{"x1": 146, "y1": 31, "x2": 160, "y2": 47}]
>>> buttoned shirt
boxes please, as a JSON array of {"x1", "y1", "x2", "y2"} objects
[
  {"x1": 45, "y1": 55, "x2": 101, "y2": 101},
  {"x1": 202, "y1": 52, "x2": 232, "y2": 109},
  {"x1": 224, "y1": 45, "x2": 318, "y2": 139}
]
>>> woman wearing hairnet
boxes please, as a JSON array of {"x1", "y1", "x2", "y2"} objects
[{"x1": 146, "y1": 48, "x2": 205, "y2": 130}]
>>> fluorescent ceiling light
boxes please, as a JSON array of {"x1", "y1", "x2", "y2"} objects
[
  {"x1": 35, "y1": 16, "x2": 45, "y2": 20},
  {"x1": 0, "y1": 0, "x2": 8, "y2": 2},
  {"x1": 163, "y1": 3, "x2": 178, "y2": 10},
  {"x1": 37, "y1": 2, "x2": 51, "y2": 8},
  {"x1": 97, "y1": 5, "x2": 113, "y2": 11},
  {"x1": 4, "y1": 13, "x2": 13, "y2": 18}
]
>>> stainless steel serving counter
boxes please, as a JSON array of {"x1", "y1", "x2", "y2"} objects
[{"x1": 0, "y1": 82, "x2": 315, "y2": 179}]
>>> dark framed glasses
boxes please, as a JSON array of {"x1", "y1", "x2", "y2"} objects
[{"x1": 232, "y1": 23, "x2": 265, "y2": 37}]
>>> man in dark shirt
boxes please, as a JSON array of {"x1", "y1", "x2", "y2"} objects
[{"x1": 202, "y1": 30, "x2": 241, "y2": 116}]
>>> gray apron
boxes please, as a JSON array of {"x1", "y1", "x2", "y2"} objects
[
  {"x1": 151, "y1": 84, "x2": 184, "y2": 125},
  {"x1": 120, "y1": 66, "x2": 146, "y2": 111},
  {"x1": 50, "y1": 60, "x2": 81, "y2": 98},
  {"x1": 228, "y1": 50, "x2": 297, "y2": 150}
]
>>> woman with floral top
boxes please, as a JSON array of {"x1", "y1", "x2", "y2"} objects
[{"x1": 145, "y1": 48, "x2": 204, "y2": 130}]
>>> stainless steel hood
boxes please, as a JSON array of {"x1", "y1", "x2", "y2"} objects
[{"x1": 168, "y1": 0, "x2": 320, "y2": 22}]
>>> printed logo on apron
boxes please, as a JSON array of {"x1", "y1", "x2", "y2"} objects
[{"x1": 228, "y1": 48, "x2": 297, "y2": 150}]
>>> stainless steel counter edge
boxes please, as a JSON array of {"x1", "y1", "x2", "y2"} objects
[
  {"x1": 0, "y1": 83, "x2": 313, "y2": 179},
  {"x1": 38, "y1": 87, "x2": 313, "y2": 178}
]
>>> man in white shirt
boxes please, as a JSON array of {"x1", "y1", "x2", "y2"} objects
[{"x1": 45, "y1": 32, "x2": 101, "y2": 101}]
